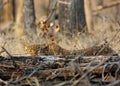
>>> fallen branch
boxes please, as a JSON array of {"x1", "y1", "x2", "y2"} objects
[{"x1": 93, "y1": 1, "x2": 120, "y2": 12}]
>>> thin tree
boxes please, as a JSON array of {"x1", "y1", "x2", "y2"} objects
[
  {"x1": 23, "y1": 0, "x2": 36, "y2": 36},
  {"x1": 2, "y1": 0, "x2": 13, "y2": 24},
  {"x1": 84, "y1": 0, "x2": 93, "y2": 33}
]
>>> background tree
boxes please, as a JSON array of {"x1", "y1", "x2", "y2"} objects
[
  {"x1": 58, "y1": 0, "x2": 86, "y2": 35},
  {"x1": 23, "y1": 0, "x2": 36, "y2": 36},
  {"x1": 0, "y1": 0, "x2": 3, "y2": 24},
  {"x1": 84, "y1": 0, "x2": 93, "y2": 33},
  {"x1": 0, "y1": 0, "x2": 13, "y2": 25}
]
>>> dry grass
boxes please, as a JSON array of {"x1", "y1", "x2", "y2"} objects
[
  {"x1": 0, "y1": 15, "x2": 120, "y2": 56},
  {"x1": 0, "y1": 4, "x2": 120, "y2": 56}
]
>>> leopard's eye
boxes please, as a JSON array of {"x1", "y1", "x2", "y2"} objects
[
  {"x1": 49, "y1": 22, "x2": 54, "y2": 27},
  {"x1": 41, "y1": 21, "x2": 46, "y2": 25},
  {"x1": 40, "y1": 21, "x2": 47, "y2": 28}
]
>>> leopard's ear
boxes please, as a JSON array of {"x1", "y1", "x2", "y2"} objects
[
  {"x1": 42, "y1": 21, "x2": 46, "y2": 25},
  {"x1": 39, "y1": 21, "x2": 47, "y2": 28},
  {"x1": 55, "y1": 25, "x2": 60, "y2": 33}
]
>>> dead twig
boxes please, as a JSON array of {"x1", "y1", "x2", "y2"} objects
[
  {"x1": 0, "y1": 42, "x2": 6, "y2": 55},
  {"x1": 11, "y1": 67, "x2": 40, "y2": 84},
  {"x1": 71, "y1": 56, "x2": 111, "y2": 86},
  {"x1": 96, "y1": 28, "x2": 120, "y2": 56},
  {"x1": 0, "y1": 79, "x2": 8, "y2": 85},
  {"x1": 0, "y1": 50, "x2": 5, "y2": 55},
  {"x1": 93, "y1": 1, "x2": 120, "y2": 12},
  {"x1": 45, "y1": 0, "x2": 57, "y2": 23},
  {"x1": 1, "y1": 47, "x2": 19, "y2": 68},
  {"x1": 106, "y1": 80, "x2": 120, "y2": 86}
]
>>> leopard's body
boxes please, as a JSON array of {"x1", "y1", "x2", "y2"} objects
[{"x1": 25, "y1": 43, "x2": 115, "y2": 56}]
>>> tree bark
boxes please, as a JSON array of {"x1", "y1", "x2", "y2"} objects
[
  {"x1": 15, "y1": 0, "x2": 23, "y2": 25},
  {"x1": 0, "y1": 0, "x2": 3, "y2": 23},
  {"x1": 23, "y1": 0, "x2": 36, "y2": 36},
  {"x1": 14, "y1": 0, "x2": 24, "y2": 38},
  {"x1": 58, "y1": 0, "x2": 86, "y2": 35},
  {"x1": 2, "y1": 0, "x2": 13, "y2": 24},
  {"x1": 84, "y1": 0, "x2": 94, "y2": 33}
]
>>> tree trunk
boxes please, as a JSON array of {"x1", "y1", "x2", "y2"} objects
[
  {"x1": 12, "y1": 0, "x2": 15, "y2": 21},
  {"x1": 23, "y1": 0, "x2": 36, "y2": 36},
  {"x1": 58, "y1": 0, "x2": 86, "y2": 35},
  {"x1": 0, "y1": 0, "x2": 3, "y2": 24},
  {"x1": 15, "y1": 0, "x2": 23, "y2": 25},
  {"x1": 2, "y1": 0, "x2": 13, "y2": 24},
  {"x1": 14, "y1": 0, "x2": 24, "y2": 38},
  {"x1": 84, "y1": 0, "x2": 94, "y2": 33}
]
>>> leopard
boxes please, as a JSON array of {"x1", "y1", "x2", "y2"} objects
[
  {"x1": 24, "y1": 43, "x2": 70, "y2": 56},
  {"x1": 24, "y1": 42, "x2": 116, "y2": 56},
  {"x1": 24, "y1": 44, "x2": 47, "y2": 56}
]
